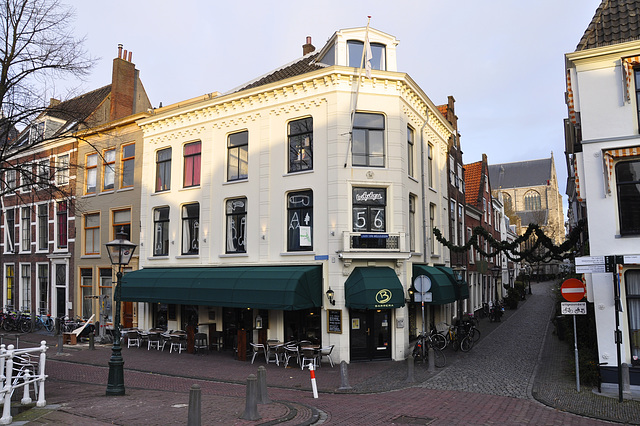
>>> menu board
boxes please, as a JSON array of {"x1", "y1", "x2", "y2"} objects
[{"x1": 327, "y1": 309, "x2": 342, "y2": 334}]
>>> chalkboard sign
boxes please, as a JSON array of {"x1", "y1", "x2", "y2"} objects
[{"x1": 327, "y1": 309, "x2": 342, "y2": 334}]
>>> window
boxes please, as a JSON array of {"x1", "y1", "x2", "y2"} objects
[
  {"x1": 227, "y1": 131, "x2": 248, "y2": 181},
  {"x1": 352, "y1": 187, "x2": 386, "y2": 232},
  {"x1": 56, "y1": 201, "x2": 67, "y2": 249},
  {"x1": 5, "y1": 208, "x2": 15, "y2": 252},
  {"x1": 483, "y1": 198, "x2": 487, "y2": 222},
  {"x1": 467, "y1": 227, "x2": 474, "y2": 263},
  {"x1": 626, "y1": 270, "x2": 640, "y2": 361},
  {"x1": 155, "y1": 148, "x2": 171, "y2": 192},
  {"x1": 80, "y1": 269, "x2": 93, "y2": 319},
  {"x1": 121, "y1": 143, "x2": 135, "y2": 188},
  {"x1": 407, "y1": 127, "x2": 415, "y2": 177},
  {"x1": 616, "y1": 160, "x2": 640, "y2": 235},
  {"x1": 37, "y1": 204, "x2": 48, "y2": 250},
  {"x1": 37, "y1": 160, "x2": 49, "y2": 188},
  {"x1": 56, "y1": 154, "x2": 69, "y2": 186},
  {"x1": 37, "y1": 264, "x2": 48, "y2": 312},
  {"x1": 153, "y1": 207, "x2": 169, "y2": 256},
  {"x1": 636, "y1": 69, "x2": 640, "y2": 129},
  {"x1": 352, "y1": 113, "x2": 384, "y2": 167},
  {"x1": 103, "y1": 148, "x2": 115, "y2": 191},
  {"x1": 183, "y1": 142, "x2": 201, "y2": 188},
  {"x1": 113, "y1": 209, "x2": 131, "y2": 240},
  {"x1": 457, "y1": 164, "x2": 463, "y2": 190},
  {"x1": 182, "y1": 203, "x2": 199, "y2": 255},
  {"x1": 287, "y1": 190, "x2": 313, "y2": 251},
  {"x1": 449, "y1": 156, "x2": 455, "y2": 185},
  {"x1": 226, "y1": 198, "x2": 246, "y2": 253},
  {"x1": 6, "y1": 169, "x2": 16, "y2": 191},
  {"x1": 99, "y1": 268, "x2": 112, "y2": 322},
  {"x1": 86, "y1": 153, "x2": 97, "y2": 194},
  {"x1": 409, "y1": 194, "x2": 416, "y2": 252},
  {"x1": 502, "y1": 192, "x2": 512, "y2": 213},
  {"x1": 458, "y1": 205, "x2": 463, "y2": 246},
  {"x1": 347, "y1": 40, "x2": 386, "y2": 71},
  {"x1": 21, "y1": 207, "x2": 30, "y2": 252},
  {"x1": 524, "y1": 191, "x2": 541, "y2": 211},
  {"x1": 428, "y1": 144, "x2": 434, "y2": 187},
  {"x1": 21, "y1": 264, "x2": 30, "y2": 311},
  {"x1": 288, "y1": 118, "x2": 313, "y2": 173},
  {"x1": 5, "y1": 265, "x2": 14, "y2": 309},
  {"x1": 20, "y1": 166, "x2": 33, "y2": 192},
  {"x1": 429, "y1": 203, "x2": 436, "y2": 254},
  {"x1": 84, "y1": 213, "x2": 100, "y2": 255}
]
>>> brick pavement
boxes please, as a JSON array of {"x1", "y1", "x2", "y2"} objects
[{"x1": 6, "y1": 280, "x2": 640, "y2": 424}]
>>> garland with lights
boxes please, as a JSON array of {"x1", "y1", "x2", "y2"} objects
[{"x1": 433, "y1": 219, "x2": 586, "y2": 263}]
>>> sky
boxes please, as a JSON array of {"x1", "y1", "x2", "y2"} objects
[{"x1": 62, "y1": 0, "x2": 604, "y2": 214}]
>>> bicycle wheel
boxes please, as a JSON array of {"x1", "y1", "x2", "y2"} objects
[
  {"x1": 20, "y1": 320, "x2": 33, "y2": 333},
  {"x1": 431, "y1": 333, "x2": 446, "y2": 350},
  {"x1": 430, "y1": 346, "x2": 446, "y2": 368},
  {"x1": 452, "y1": 335, "x2": 460, "y2": 351},
  {"x1": 470, "y1": 327, "x2": 481, "y2": 342},
  {"x1": 44, "y1": 318, "x2": 54, "y2": 332},
  {"x1": 412, "y1": 340, "x2": 425, "y2": 362},
  {"x1": 460, "y1": 335, "x2": 473, "y2": 352},
  {"x1": 3, "y1": 319, "x2": 13, "y2": 332}
]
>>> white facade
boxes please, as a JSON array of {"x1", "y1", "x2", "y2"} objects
[
  {"x1": 134, "y1": 27, "x2": 455, "y2": 363},
  {"x1": 566, "y1": 40, "x2": 640, "y2": 370}
]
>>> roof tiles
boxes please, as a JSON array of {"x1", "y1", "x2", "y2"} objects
[{"x1": 576, "y1": 0, "x2": 640, "y2": 51}]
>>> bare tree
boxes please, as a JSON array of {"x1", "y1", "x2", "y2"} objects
[{"x1": 0, "y1": 0, "x2": 94, "y2": 198}]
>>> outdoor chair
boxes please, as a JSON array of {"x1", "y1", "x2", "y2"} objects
[
  {"x1": 301, "y1": 348, "x2": 319, "y2": 370},
  {"x1": 147, "y1": 332, "x2": 162, "y2": 350},
  {"x1": 319, "y1": 345, "x2": 335, "y2": 367},
  {"x1": 283, "y1": 344, "x2": 300, "y2": 368},
  {"x1": 210, "y1": 331, "x2": 223, "y2": 351},
  {"x1": 194, "y1": 333, "x2": 208, "y2": 353},
  {"x1": 127, "y1": 330, "x2": 141, "y2": 348},
  {"x1": 169, "y1": 335, "x2": 187, "y2": 354},
  {"x1": 250, "y1": 342, "x2": 266, "y2": 364}
]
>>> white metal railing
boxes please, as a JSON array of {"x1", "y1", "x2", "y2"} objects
[
  {"x1": 0, "y1": 340, "x2": 48, "y2": 425},
  {"x1": 341, "y1": 232, "x2": 406, "y2": 252}
]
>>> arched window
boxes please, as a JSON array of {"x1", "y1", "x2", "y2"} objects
[
  {"x1": 524, "y1": 191, "x2": 541, "y2": 211},
  {"x1": 502, "y1": 192, "x2": 512, "y2": 212}
]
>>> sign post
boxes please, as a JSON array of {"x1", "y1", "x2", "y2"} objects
[
  {"x1": 561, "y1": 279, "x2": 586, "y2": 392},
  {"x1": 414, "y1": 275, "x2": 432, "y2": 368}
]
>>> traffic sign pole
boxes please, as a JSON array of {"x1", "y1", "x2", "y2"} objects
[{"x1": 573, "y1": 314, "x2": 580, "y2": 392}]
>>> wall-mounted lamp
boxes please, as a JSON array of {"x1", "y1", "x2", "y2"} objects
[
  {"x1": 326, "y1": 288, "x2": 335, "y2": 306},
  {"x1": 255, "y1": 314, "x2": 263, "y2": 329},
  {"x1": 407, "y1": 285, "x2": 415, "y2": 302}
]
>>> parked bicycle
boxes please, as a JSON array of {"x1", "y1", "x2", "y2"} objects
[
  {"x1": 435, "y1": 322, "x2": 474, "y2": 352},
  {"x1": 412, "y1": 333, "x2": 446, "y2": 367}
]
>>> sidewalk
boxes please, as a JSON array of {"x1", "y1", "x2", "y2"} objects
[{"x1": 5, "y1": 282, "x2": 640, "y2": 425}]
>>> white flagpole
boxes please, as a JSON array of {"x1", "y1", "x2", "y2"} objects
[{"x1": 344, "y1": 16, "x2": 372, "y2": 168}]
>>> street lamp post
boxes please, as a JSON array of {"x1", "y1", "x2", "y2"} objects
[{"x1": 105, "y1": 229, "x2": 137, "y2": 396}]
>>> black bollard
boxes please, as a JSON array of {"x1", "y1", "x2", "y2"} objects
[
  {"x1": 187, "y1": 384, "x2": 201, "y2": 426},
  {"x1": 257, "y1": 366, "x2": 270, "y2": 404},
  {"x1": 241, "y1": 374, "x2": 261, "y2": 421},
  {"x1": 338, "y1": 360, "x2": 352, "y2": 390},
  {"x1": 56, "y1": 334, "x2": 63, "y2": 355},
  {"x1": 428, "y1": 346, "x2": 435, "y2": 372},
  {"x1": 89, "y1": 332, "x2": 95, "y2": 350},
  {"x1": 406, "y1": 354, "x2": 415, "y2": 383}
]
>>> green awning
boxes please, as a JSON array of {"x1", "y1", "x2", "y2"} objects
[
  {"x1": 412, "y1": 264, "x2": 457, "y2": 305},
  {"x1": 435, "y1": 266, "x2": 470, "y2": 301},
  {"x1": 345, "y1": 267, "x2": 405, "y2": 309},
  {"x1": 120, "y1": 265, "x2": 322, "y2": 310}
]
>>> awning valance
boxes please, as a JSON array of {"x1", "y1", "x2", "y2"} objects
[
  {"x1": 435, "y1": 266, "x2": 470, "y2": 301},
  {"x1": 120, "y1": 265, "x2": 322, "y2": 310},
  {"x1": 412, "y1": 264, "x2": 457, "y2": 305},
  {"x1": 344, "y1": 267, "x2": 405, "y2": 310}
]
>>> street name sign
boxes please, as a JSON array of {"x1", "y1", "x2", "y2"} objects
[
  {"x1": 575, "y1": 264, "x2": 607, "y2": 273},
  {"x1": 575, "y1": 256, "x2": 605, "y2": 266},
  {"x1": 561, "y1": 278, "x2": 586, "y2": 302},
  {"x1": 561, "y1": 302, "x2": 587, "y2": 315}
]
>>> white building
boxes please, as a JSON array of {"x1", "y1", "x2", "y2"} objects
[
  {"x1": 564, "y1": 0, "x2": 640, "y2": 383},
  {"x1": 122, "y1": 27, "x2": 465, "y2": 363}
]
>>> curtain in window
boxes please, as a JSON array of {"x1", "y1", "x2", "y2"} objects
[
  {"x1": 184, "y1": 142, "x2": 201, "y2": 187},
  {"x1": 627, "y1": 270, "x2": 640, "y2": 360}
]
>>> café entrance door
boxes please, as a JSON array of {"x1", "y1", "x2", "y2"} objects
[{"x1": 349, "y1": 309, "x2": 392, "y2": 361}]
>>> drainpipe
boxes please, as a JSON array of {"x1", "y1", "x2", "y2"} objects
[{"x1": 420, "y1": 117, "x2": 429, "y2": 264}]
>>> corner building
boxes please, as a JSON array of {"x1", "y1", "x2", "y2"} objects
[{"x1": 124, "y1": 27, "x2": 461, "y2": 363}]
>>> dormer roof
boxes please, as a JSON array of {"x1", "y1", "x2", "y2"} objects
[{"x1": 576, "y1": 0, "x2": 640, "y2": 51}]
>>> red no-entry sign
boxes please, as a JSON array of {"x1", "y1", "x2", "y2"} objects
[{"x1": 561, "y1": 278, "x2": 586, "y2": 302}]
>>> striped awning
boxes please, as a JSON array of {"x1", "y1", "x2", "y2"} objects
[
  {"x1": 623, "y1": 56, "x2": 640, "y2": 103},
  {"x1": 603, "y1": 146, "x2": 640, "y2": 194},
  {"x1": 566, "y1": 69, "x2": 577, "y2": 125}
]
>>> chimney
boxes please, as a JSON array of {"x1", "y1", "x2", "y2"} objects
[
  {"x1": 302, "y1": 36, "x2": 315, "y2": 55},
  {"x1": 110, "y1": 44, "x2": 136, "y2": 121}
]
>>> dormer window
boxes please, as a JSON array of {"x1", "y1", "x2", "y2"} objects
[{"x1": 347, "y1": 40, "x2": 386, "y2": 71}]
